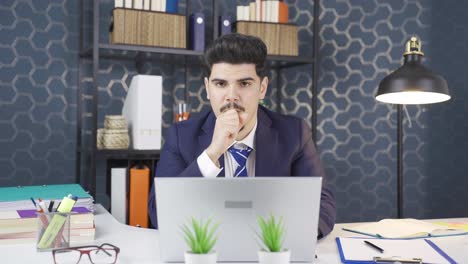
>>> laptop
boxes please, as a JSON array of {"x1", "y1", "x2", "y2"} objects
[{"x1": 155, "y1": 177, "x2": 322, "y2": 263}]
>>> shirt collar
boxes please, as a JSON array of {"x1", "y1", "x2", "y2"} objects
[{"x1": 232, "y1": 119, "x2": 257, "y2": 150}]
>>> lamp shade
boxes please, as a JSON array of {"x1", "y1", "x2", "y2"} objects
[{"x1": 376, "y1": 37, "x2": 450, "y2": 104}]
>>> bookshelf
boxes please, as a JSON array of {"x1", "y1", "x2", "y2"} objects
[{"x1": 76, "y1": 0, "x2": 321, "y2": 200}]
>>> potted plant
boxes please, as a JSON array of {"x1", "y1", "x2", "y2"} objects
[
  {"x1": 256, "y1": 214, "x2": 290, "y2": 264},
  {"x1": 181, "y1": 217, "x2": 219, "y2": 264}
]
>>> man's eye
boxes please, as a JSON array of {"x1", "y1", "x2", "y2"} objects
[
  {"x1": 215, "y1": 82, "x2": 226, "y2": 87},
  {"x1": 240, "y1": 82, "x2": 251, "y2": 87}
]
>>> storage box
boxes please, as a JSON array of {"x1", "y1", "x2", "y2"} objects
[
  {"x1": 235, "y1": 21, "x2": 298, "y2": 56},
  {"x1": 110, "y1": 8, "x2": 186, "y2": 48},
  {"x1": 122, "y1": 75, "x2": 162, "y2": 150}
]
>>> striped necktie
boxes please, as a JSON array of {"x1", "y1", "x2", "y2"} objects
[{"x1": 227, "y1": 145, "x2": 253, "y2": 177}]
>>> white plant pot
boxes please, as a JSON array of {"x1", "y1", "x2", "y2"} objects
[
  {"x1": 258, "y1": 250, "x2": 291, "y2": 264},
  {"x1": 184, "y1": 251, "x2": 217, "y2": 264}
]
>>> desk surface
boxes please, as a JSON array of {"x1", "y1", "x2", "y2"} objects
[{"x1": 1, "y1": 204, "x2": 467, "y2": 264}]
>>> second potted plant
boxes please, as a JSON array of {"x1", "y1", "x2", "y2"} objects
[
  {"x1": 256, "y1": 214, "x2": 290, "y2": 264},
  {"x1": 181, "y1": 217, "x2": 219, "y2": 264}
]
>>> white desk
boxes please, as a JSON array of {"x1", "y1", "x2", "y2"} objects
[{"x1": 1, "y1": 205, "x2": 467, "y2": 263}]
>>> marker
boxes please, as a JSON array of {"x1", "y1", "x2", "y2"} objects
[
  {"x1": 364, "y1": 240, "x2": 384, "y2": 253},
  {"x1": 56, "y1": 194, "x2": 77, "y2": 213}
]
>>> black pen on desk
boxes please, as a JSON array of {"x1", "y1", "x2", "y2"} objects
[
  {"x1": 48, "y1": 200, "x2": 55, "y2": 212},
  {"x1": 364, "y1": 240, "x2": 384, "y2": 253},
  {"x1": 55, "y1": 201, "x2": 61, "y2": 212}
]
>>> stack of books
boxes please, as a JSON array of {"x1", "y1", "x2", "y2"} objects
[
  {"x1": 0, "y1": 207, "x2": 95, "y2": 245},
  {"x1": 110, "y1": 0, "x2": 186, "y2": 48},
  {"x1": 115, "y1": 0, "x2": 178, "y2": 13},
  {"x1": 236, "y1": 0, "x2": 289, "y2": 23},
  {"x1": 236, "y1": 21, "x2": 298, "y2": 56},
  {"x1": 234, "y1": 0, "x2": 298, "y2": 56},
  {"x1": 0, "y1": 184, "x2": 95, "y2": 245}
]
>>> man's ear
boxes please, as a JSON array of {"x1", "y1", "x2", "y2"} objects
[
  {"x1": 259, "y1": 76, "x2": 268, "y2": 99},
  {"x1": 204, "y1": 77, "x2": 210, "y2": 100}
]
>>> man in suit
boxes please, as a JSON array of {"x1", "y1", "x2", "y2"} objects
[{"x1": 148, "y1": 33, "x2": 336, "y2": 237}]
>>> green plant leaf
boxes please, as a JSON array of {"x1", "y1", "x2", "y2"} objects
[
  {"x1": 256, "y1": 214, "x2": 286, "y2": 252},
  {"x1": 181, "y1": 216, "x2": 219, "y2": 254}
]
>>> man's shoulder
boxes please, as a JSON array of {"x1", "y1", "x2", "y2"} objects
[{"x1": 260, "y1": 105, "x2": 305, "y2": 126}]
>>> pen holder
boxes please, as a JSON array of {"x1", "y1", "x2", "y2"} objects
[{"x1": 36, "y1": 212, "x2": 71, "y2": 251}]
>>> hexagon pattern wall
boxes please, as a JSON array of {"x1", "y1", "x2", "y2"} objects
[
  {"x1": 0, "y1": 0, "x2": 78, "y2": 186},
  {"x1": 1, "y1": 0, "x2": 467, "y2": 222}
]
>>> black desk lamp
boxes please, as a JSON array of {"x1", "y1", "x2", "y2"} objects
[{"x1": 375, "y1": 36, "x2": 450, "y2": 218}]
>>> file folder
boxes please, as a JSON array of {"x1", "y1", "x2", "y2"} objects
[{"x1": 128, "y1": 165, "x2": 150, "y2": 228}]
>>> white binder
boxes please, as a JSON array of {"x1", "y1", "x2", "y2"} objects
[
  {"x1": 122, "y1": 75, "x2": 162, "y2": 150},
  {"x1": 110, "y1": 168, "x2": 127, "y2": 224}
]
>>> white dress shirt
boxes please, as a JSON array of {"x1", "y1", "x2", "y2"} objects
[{"x1": 197, "y1": 121, "x2": 257, "y2": 178}]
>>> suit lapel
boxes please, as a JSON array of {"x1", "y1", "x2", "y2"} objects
[
  {"x1": 255, "y1": 107, "x2": 279, "y2": 176},
  {"x1": 198, "y1": 111, "x2": 225, "y2": 177}
]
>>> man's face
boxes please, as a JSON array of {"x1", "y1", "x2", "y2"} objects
[{"x1": 205, "y1": 63, "x2": 268, "y2": 134}]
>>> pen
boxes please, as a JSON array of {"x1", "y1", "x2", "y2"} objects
[
  {"x1": 38, "y1": 198, "x2": 47, "y2": 213},
  {"x1": 48, "y1": 200, "x2": 55, "y2": 213},
  {"x1": 364, "y1": 240, "x2": 384, "y2": 253},
  {"x1": 30, "y1": 197, "x2": 37, "y2": 208},
  {"x1": 55, "y1": 202, "x2": 61, "y2": 212}
]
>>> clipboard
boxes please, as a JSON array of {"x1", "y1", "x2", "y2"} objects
[{"x1": 335, "y1": 237, "x2": 457, "y2": 264}]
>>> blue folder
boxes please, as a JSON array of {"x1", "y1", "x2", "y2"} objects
[{"x1": 0, "y1": 184, "x2": 91, "y2": 202}]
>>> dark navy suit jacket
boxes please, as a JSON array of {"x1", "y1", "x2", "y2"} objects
[{"x1": 148, "y1": 106, "x2": 336, "y2": 237}]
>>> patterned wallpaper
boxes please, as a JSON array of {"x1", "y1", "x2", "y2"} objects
[
  {"x1": 1, "y1": 0, "x2": 467, "y2": 223},
  {"x1": 0, "y1": 0, "x2": 78, "y2": 185}
]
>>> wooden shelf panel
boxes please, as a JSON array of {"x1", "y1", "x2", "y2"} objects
[
  {"x1": 79, "y1": 44, "x2": 313, "y2": 68},
  {"x1": 78, "y1": 148, "x2": 161, "y2": 159}
]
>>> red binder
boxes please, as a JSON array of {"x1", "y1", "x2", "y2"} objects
[{"x1": 128, "y1": 165, "x2": 150, "y2": 228}]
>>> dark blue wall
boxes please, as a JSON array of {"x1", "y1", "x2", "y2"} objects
[{"x1": 1, "y1": 0, "x2": 467, "y2": 223}]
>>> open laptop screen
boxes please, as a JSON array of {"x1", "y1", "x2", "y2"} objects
[{"x1": 155, "y1": 177, "x2": 322, "y2": 263}]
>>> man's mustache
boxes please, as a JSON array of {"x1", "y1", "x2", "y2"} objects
[{"x1": 219, "y1": 102, "x2": 245, "y2": 113}]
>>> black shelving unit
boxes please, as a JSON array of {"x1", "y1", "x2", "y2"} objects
[{"x1": 76, "y1": 0, "x2": 321, "y2": 199}]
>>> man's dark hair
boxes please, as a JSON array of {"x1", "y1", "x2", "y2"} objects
[{"x1": 204, "y1": 33, "x2": 268, "y2": 78}]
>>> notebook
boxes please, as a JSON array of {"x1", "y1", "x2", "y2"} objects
[
  {"x1": 343, "y1": 218, "x2": 468, "y2": 239},
  {"x1": 336, "y1": 237, "x2": 456, "y2": 264}
]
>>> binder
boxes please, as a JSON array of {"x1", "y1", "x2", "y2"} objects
[
  {"x1": 218, "y1": 15, "x2": 232, "y2": 36},
  {"x1": 335, "y1": 237, "x2": 456, "y2": 264},
  {"x1": 278, "y1": 1, "x2": 288, "y2": 23},
  {"x1": 128, "y1": 165, "x2": 150, "y2": 228},
  {"x1": 166, "y1": 0, "x2": 178, "y2": 13},
  {"x1": 189, "y1": 12, "x2": 205, "y2": 52},
  {"x1": 122, "y1": 75, "x2": 163, "y2": 150},
  {"x1": 111, "y1": 168, "x2": 127, "y2": 224}
]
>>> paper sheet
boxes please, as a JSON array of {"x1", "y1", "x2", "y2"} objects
[{"x1": 338, "y1": 237, "x2": 451, "y2": 264}]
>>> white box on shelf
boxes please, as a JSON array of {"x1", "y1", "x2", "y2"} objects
[{"x1": 122, "y1": 75, "x2": 162, "y2": 150}]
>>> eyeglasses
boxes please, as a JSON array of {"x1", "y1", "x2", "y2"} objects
[{"x1": 52, "y1": 243, "x2": 120, "y2": 264}]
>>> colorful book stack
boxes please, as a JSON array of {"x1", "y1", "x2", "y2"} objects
[
  {"x1": 234, "y1": 0, "x2": 298, "y2": 56},
  {"x1": 115, "y1": 0, "x2": 178, "y2": 13},
  {"x1": 111, "y1": 0, "x2": 186, "y2": 48},
  {"x1": 0, "y1": 184, "x2": 95, "y2": 245},
  {"x1": 236, "y1": 0, "x2": 289, "y2": 23}
]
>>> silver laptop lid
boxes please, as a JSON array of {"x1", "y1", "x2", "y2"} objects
[{"x1": 155, "y1": 177, "x2": 322, "y2": 263}]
